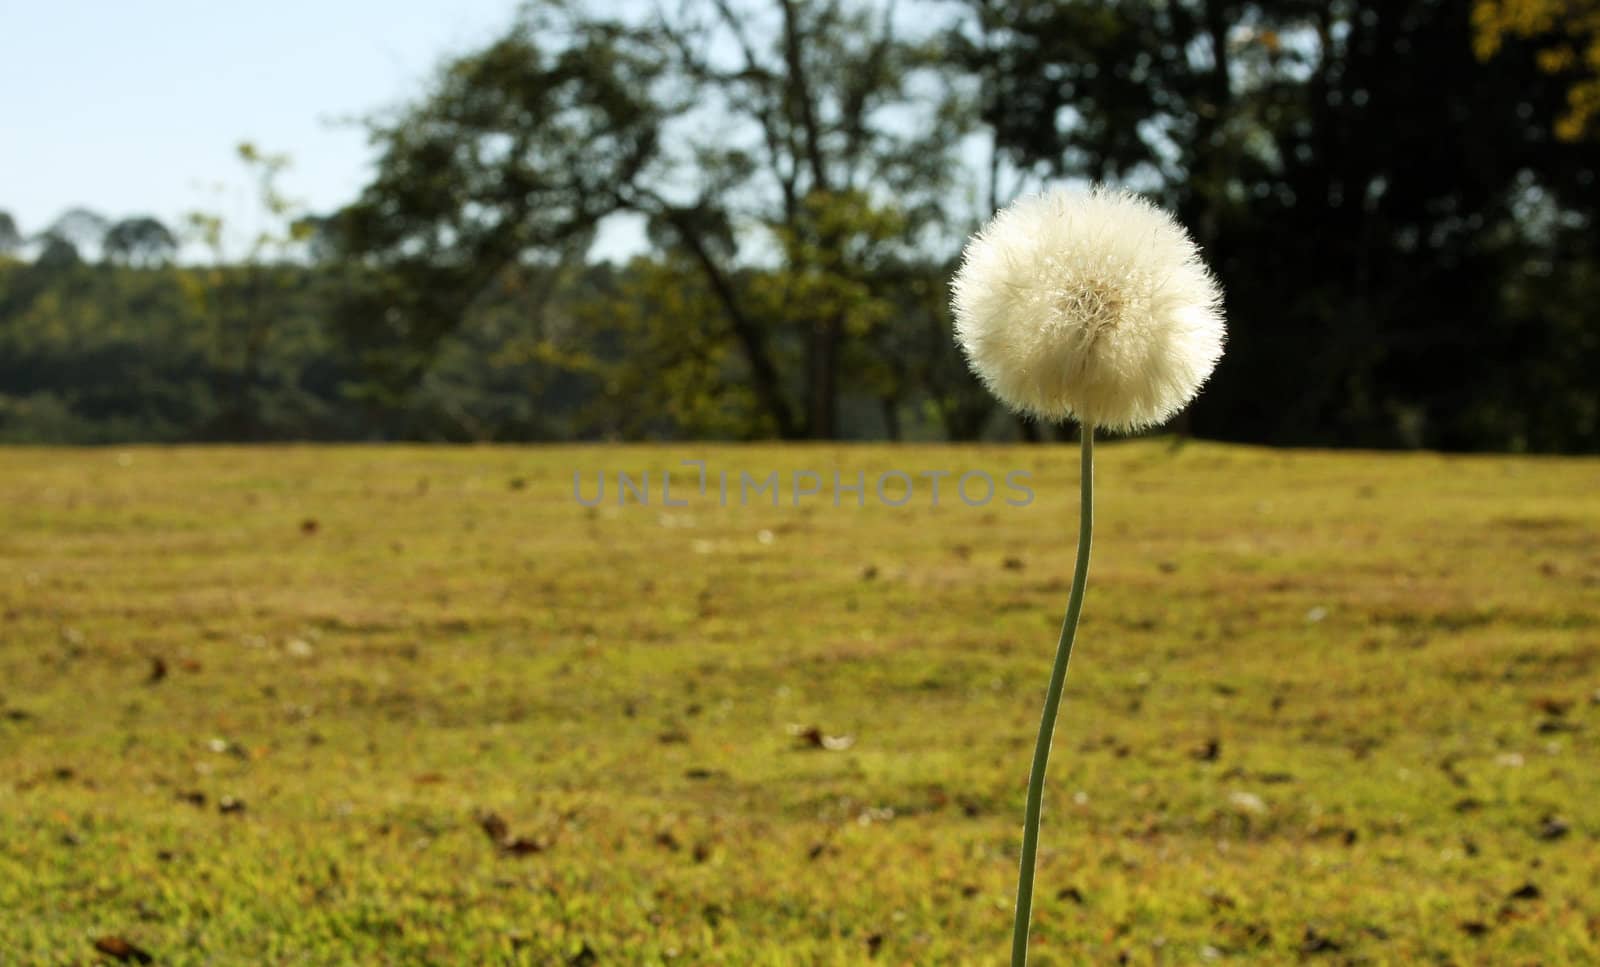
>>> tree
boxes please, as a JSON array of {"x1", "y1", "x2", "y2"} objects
[
  {"x1": 40, "y1": 207, "x2": 111, "y2": 259},
  {"x1": 184, "y1": 143, "x2": 326, "y2": 439},
  {"x1": 965, "y1": 0, "x2": 1600, "y2": 451},
  {"x1": 103, "y1": 216, "x2": 178, "y2": 267},
  {"x1": 0, "y1": 211, "x2": 20, "y2": 256},
  {"x1": 325, "y1": 3, "x2": 665, "y2": 405},
  {"x1": 638, "y1": 0, "x2": 974, "y2": 438},
  {"x1": 328, "y1": 0, "x2": 982, "y2": 440}
]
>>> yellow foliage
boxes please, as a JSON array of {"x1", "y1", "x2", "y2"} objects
[{"x1": 1474, "y1": 0, "x2": 1600, "y2": 140}]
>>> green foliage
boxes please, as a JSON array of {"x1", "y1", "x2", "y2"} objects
[
  {"x1": 0, "y1": 254, "x2": 338, "y2": 443},
  {"x1": 760, "y1": 190, "x2": 903, "y2": 342},
  {"x1": 177, "y1": 146, "x2": 343, "y2": 440},
  {"x1": 582, "y1": 255, "x2": 773, "y2": 439}
]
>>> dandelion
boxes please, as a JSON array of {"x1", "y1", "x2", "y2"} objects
[
  {"x1": 951, "y1": 186, "x2": 1225, "y2": 965},
  {"x1": 953, "y1": 186, "x2": 1224, "y2": 431}
]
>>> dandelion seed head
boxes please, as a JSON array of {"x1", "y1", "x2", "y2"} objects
[{"x1": 952, "y1": 186, "x2": 1226, "y2": 431}]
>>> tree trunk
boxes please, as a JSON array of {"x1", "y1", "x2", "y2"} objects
[
  {"x1": 806, "y1": 315, "x2": 840, "y2": 439},
  {"x1": 881, "y1": 396, "x2": 901, "y2": 441},
  {"x1": 666, "y1": 207, "x2": 800, "y2": 439}
]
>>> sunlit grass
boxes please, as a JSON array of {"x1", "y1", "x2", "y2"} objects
[{"x1": 1, "y1": 442, "x2": 1596, "y2": 964}]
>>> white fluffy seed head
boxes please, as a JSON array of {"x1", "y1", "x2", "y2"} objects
[{"x1": 951, "y1": 186, "x2": 1225, "y2": 432}]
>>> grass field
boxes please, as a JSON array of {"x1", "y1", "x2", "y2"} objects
[{"x1": 1, "y1": 442, "x2": 1597, "y2": 965}]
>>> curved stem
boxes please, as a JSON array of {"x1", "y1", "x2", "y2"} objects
[{"x1": 1010, "y1": 424, "x2": 1094, "y2": 966}]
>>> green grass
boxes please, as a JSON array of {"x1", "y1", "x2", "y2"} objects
[{"x1": 1, "y1": 442, "x2": 1597, "y2": 964}]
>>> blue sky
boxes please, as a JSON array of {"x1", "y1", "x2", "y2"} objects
[{"x1": 1, "y1": 0, "x2": 522, "y2": 240}]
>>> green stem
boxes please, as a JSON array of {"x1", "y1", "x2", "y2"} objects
[{"x1": 1010, "y1": 423, "x2": 1094, "y2": 966}]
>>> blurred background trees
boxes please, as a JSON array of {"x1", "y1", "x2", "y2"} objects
[{"x1": 3, "y1": 0, "x2": 1597, "y2": 450}]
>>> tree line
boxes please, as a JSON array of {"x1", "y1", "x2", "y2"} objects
[{"x1": 3, "y1": 0, "x2": 1597, "y2": 450}]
